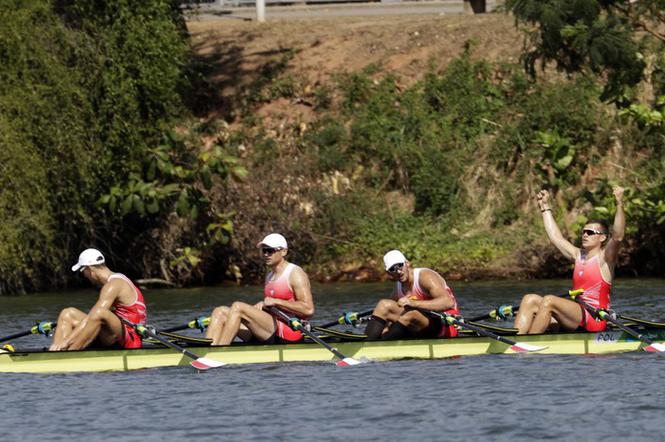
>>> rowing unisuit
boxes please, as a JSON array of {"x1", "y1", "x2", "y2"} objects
[
  {"x1": 265, "y1": 263, "x2": 305, "y2": 341},
  {"x1": 109, "y1": 273, "x2": 147, "y2": 348},
  {"x1": 573, "y1": 254, "x2": 611, "y2": 332},
  {"x1": 395, "y1": 267, "x2": 460, "y2": 337}
]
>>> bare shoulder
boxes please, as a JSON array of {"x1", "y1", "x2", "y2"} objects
[
  {"x1": 289, "y1": 264, "x2": 311, "y2": 285},
  {"x1": 419, "y1": 268, "x2": 447, "y2": 288},
  {"x1": 101, "y1": 277, "x2": 134, "y2": 303}
]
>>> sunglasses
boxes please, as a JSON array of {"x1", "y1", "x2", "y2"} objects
[
  {"x1": 261, "y1": 247, "x2": 282, "y2": 255},
  {"x1": 387, "y1": 263, "x2": 405, "y2": 274},
  {"x1": 582, "y1": 228, "x2": 606, "y2": 237}
]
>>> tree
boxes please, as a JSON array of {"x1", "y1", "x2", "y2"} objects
[{"x1": 506, "y1": 0, "x2": 665, "y2": 102}]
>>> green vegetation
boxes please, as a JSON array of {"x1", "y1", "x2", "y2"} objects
[{"x1": 1, "y1": 1, "x2": 664, "y2": 294}]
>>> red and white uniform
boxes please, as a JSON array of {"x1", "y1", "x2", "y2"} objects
[
  {"x1": 265, "y1": 263, "x2": 307, "y2": 342},
  {"x1": 109, "y1": 273, "x2": 147, "y2": 349},
  {"x1": 394, "y1": 268, "x2": 460, "y2": 338},
  {"x1": 572, "y1": 254, "x2": 611, "y2": 332}
]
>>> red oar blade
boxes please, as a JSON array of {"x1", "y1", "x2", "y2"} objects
[
  {"x1": 644, "y1": 343, "x2": 665, "y2": 353},
  {"x1": 336, "y1": 357, "x2": 362, "y2": 367},
  {"x1": 510, "y1": 343, "x2": 548, "y2": 353},
  {"x1": 190, "y1": 357, "x2": 227, "y2": 370}
]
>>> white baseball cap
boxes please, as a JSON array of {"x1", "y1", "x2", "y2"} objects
[
  {"x1": 383, "y1": 249, "x2": 407, "y2": 271},
  {"x1": 256, "y1": 233, "x2": 288, "y2": 249},
  {"x1": 71, "y1": 248, "x2": 105, "y2": 272}
]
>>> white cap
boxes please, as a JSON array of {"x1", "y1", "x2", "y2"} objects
[
  {"x1": 383, "y1": 249, "x2": 407, "y2": 270},
  {"x1": 256, "y1": 233, "x2": 288, "y2": 249},
  {"x1": 71, "y1": 248, "x2": 105, "y2": 272}
]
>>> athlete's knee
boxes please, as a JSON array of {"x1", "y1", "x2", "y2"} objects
[
  {"x1": 212, "y1": 306, "x2": 229, "y2": 319},
  {"x1": 58, "y1": 307, "x2": 79, "y2": 321},
  {"x1": 540, "y1": 295, "x2": 558, "y2": 311},
  {"x1": 374, "y1": 299, "x2": 395, "y2": 315},
  {"x1": 229, "y1": 301, "x2": 250, "y2": 315},
  {"x1": 522, "y1": 294, "x2": 542, "y2": 308}
]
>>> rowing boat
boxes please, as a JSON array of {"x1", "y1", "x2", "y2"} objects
[{"x1": 2, "y1": 325, "x2": 664, "y2": 373}]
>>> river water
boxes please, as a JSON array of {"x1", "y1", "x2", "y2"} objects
[{"x1": 1, "y1": 279, "x2": 664, "y2": 441}]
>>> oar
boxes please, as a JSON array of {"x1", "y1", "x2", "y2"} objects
[
  {"x1": 162, "y1": 316, "x2": 210, "y2": 333},
  {"x1": 0, "y1": 321, "x2": 57, "y2": 344},
  {"x1": 267, "y1": 307, "x2": 362, "y2": 366},
  {"x1": 414, "y1": 308, "x2": 547, "y2": 353},
  {"x1": 469, "y1": 289, "x2": 585, "y2": 322},
  {"x1": 118, "y1": 317, "x2": 225, "y2": 370},
  {"x1": 568, "y1": 295, "x2": 665, "y2": 353},
  {"x1": 319, "y1": 310, "x2": 373, "y2": 328}
]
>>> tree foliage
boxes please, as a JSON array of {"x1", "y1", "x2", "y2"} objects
[
  {"x1": 506, "y1": 0, "x2": 664, "y2": 102},
  {"x1": 0, "y1": 0, "x2": 201, "y2": 293}
]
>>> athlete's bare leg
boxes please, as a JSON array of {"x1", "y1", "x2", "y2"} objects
[
  {"x1": 372, "y1": 299, "x2": 406, "y2": 324},
  {"x1": 528, "y1": 296, "x2": 583, "y2": 334},
  {"x1": 65, "y1": 307, "x2": 124, "y2": 350},
  {"x1": 50, "y1": 308, "x2": 86, "y2": 351},
  {"x1": 397, "y1": 310, "x2": 430, "y2": 334},
  {"x1": 215, "y1": 302, "x2": 277, "y2": 345},
  {"x1": 206, "y1": 306, "x2": 230, "y2": 341},
  {"x1": 207, "y1": 305, "x2": 252, "y2": 344},
  {"x1": 513, "y1": 294, "x2": 543, "y2": 335}
]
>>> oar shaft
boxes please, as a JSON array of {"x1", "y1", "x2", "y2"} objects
[
  {"x1": 320, "y1": 310, "x2": 373, "y2": 328},
  {"x1": 417, "y1": 308, "x2": 521, "y2": 346},
  {"x1": 268, "y1": 308, "x2": 348, "y2": 361},
  {"x1": 119, "y1": 318, "x2": 202, "y2": 361},
  {"x1": 581, "y1": 304, "x2": 656, "y2": 345},
  {"x1": 162, "y1": 316, "x2": 210, "y2": 333},
  {"x1": 0, "y1": 330, "x2": 31, "y2": 344},
  {"x1": 0, "y1": 321, "x2": 57, "y2": 344}
]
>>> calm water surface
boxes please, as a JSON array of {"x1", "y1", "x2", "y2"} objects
[{"x1": 1, "y1": 279, "x2": 664, "y2": 441}]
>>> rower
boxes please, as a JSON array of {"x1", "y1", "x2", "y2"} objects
[
  {"x1": 513, "y1": 186, "x2": 625, "y2": 334},
  {"x1": 207, "y1": 233, "x2": 315, "y2": 345},
  {"x1": 364, "y1": 250, "x2": 460, "y2": 340},
  {"x1": 50, "y1": 248, "x2": 147, "y2": 351}
]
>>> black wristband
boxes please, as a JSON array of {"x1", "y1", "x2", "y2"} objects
[{"x1": 541, "y1": 208, "x2": 551, "y2": 213}]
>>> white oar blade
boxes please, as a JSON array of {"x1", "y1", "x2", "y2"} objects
[
  {"x1": 644, "y1": 343, "x2": 665, "y2": 353},
  {"x1": 336, "y1": 357, "x2": 362, "y2": 367},
  {"x1": 510, "y1": 343, "x2": 548, "y2": 353},
  {"x1": 190, "y1": 357, "x2": 227, "y2": 370}
]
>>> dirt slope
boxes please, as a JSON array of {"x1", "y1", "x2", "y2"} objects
[{"x1": 187, "y1": 13, "x2": 522, "y2": 119}]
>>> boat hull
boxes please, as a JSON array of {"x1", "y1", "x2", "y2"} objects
[{"x1": 2, "y1": 328, "x2": 664, "y2": 373}]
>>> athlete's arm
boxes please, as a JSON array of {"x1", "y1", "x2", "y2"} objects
[
  {"x1": 59, "y1": 281, "x2": 122, "y2": 349},
  {"x1": 538, "y1": 190, "x2": 578, "y2": 260},
  {"x1": 264, "y1": 267, "x2": 315, "y2": 318},
  {"x1": 407, "y1": 270, "x2": 455, "y2": 311},
  {"x1": 603, "y1": 186, "x2": 625, "y2": 266}
]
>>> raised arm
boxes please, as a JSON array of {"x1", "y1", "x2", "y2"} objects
[
  {"x1": 603, "y1": 186, "x2": 625, "y2": 266},
  {"x1": 537, "y1": 190, "x2": 578, "y2": 260}
]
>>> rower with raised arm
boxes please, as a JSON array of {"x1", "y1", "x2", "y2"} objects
[
  {"x1": 513, "y1": 186, "x2": 625, "y2": 334},
  {"x1": 50, "y1": 248, "x2": 147, "y2": 351},
  {"x1": 364, "y1": 250, "x2": 460, "y2": 340},
  {"x1": 207, "y1": 233, "x2": 315, "y2": 346}
]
